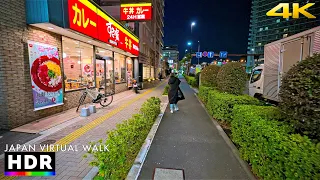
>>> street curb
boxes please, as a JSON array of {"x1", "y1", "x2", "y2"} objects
[
  {"x1": 83, "y1": 167, "x2": 99, "y2": 180},
  {"x1": 82, "y1": 103, "x2": 168, "y2": 180},
  {"x1": 126, "y1": 103, "x2": 168, "y2": 180},
  {"x1": 194, "y1": 93, "x2": 256, "y2": 180}
]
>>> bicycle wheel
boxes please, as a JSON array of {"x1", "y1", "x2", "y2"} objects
[{"x1": 100, "y1": 94, "x2": 113, "y2": 107}]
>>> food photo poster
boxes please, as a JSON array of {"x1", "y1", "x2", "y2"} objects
[{"x1": 28, "y1": 41, "x2": 64, "y2": 111}]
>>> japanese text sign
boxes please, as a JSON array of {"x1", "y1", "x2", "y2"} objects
[
  {"x1": 68, "y1": 0, "x2": 139, "y2": 56},
  {"x1": 120, "y1": 3, "x2": 152, "y2": 21}
]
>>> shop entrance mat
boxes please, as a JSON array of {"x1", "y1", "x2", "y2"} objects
[{"x1": 153, "y1": 167, "x2": 185, "y2": 180}]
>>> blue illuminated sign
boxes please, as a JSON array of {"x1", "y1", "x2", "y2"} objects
[
  {"x1": 208, "y1": 52, "x2": 214, "y2": 58},
  {"x1": 219, "y1": 51, "x2": 228, "y2": 58},
  {"x1": 196, "y1": 52, "x2": 202, "y2": 58},
  {"x1": 196, "y1": 51, "x2": 214, "y2": 58}
]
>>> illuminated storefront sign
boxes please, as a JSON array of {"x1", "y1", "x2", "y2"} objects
[
  {"x1": 120, "y1": 3, "x2": 152, "y2": 21},
  {"x1": 68, "y1": 0, "x2": 139, "y2": 56}
]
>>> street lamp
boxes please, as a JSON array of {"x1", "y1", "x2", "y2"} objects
[
  {"x1": 191, "y1": 22, "x2": 196, "y2": 33},
  {"x1": 187, "y1": 42, "x2": 192, "y2": 46}
]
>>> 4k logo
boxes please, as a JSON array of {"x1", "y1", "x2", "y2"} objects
[{"x1": 266, "y1": 3, "x2": 316, "y2": 19}]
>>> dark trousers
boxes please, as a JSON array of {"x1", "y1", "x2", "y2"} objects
[{"x1": 134, "y1": 87, "x2": 139, "y2": 93}]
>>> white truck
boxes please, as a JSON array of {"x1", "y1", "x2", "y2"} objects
[{"x1": 249, "y1": 26, "x2": 320, "y2": 102}]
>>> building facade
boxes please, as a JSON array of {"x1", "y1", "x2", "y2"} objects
[
  {"x1": 97, "y1": 0, "x2": 165, "y2": 82},
  {"x1": 0, "y1": 0, "x2": 140, "y2": 129},
  {"x1": 162, "y1": 45, "x2": 179, "y2": 70},
  {"x1": 247, "y1": 0, "x2": 320, "y2": 71}
]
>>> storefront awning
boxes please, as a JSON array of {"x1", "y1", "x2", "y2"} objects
[{"x1": 26, "y1": 0, "x2": 139, "y2": 57}]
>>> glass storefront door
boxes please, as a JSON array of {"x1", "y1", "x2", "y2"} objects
[{"x1": 96, "y1": 48, "x2": 114, "y2": 94}]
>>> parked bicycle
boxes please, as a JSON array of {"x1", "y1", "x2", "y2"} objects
[{"x1": 76, "y1": 85, "x2": 114, "y2": 112}]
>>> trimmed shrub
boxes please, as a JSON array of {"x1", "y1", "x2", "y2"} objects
[
  {"x1": 279, "y1": 54, "x2": 320, "y2": 141},
  {"x1": 198, "y1": 86, "x2": 214, "y2": 104},
  {"x1": 200, "y1": 65, "x2": 220, "y2": 88},
  {"x1": 232, "y1": 105, "x2": 320, "y2": 180},
  {"x1": 185, "y1": 76, "x2": 197, "y2": 87},
  {"x1": 87, "y1": 97, "x2": 161, "y2": 180},
  {"x1": 206, "y1": 90, "x2": 261, "y2": 122},
  {"x1": 216, "y1": 62, "x2": 247, "y2": 95},
  {"x1": 195, "y1": 72, "x2": 200, "y2": 87},
  {"x1": 163, "y1": 85, "x2": 169, "y2": 95}
]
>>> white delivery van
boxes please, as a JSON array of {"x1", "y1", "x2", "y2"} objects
[{"x1": 249, "y1": 26, "x2": 320, "y2": 102}]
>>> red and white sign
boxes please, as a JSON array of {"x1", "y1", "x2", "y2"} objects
[
  {"x1": 120, "y1": 3, "x2": 152, "y2": 21},
  {"x1": 68, "y1": 0, "x2": 139, "y2": 56}
]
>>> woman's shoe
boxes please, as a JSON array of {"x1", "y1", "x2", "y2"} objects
[{"x1": 170, "y1": 110, "x2": 174, "y2": 113}]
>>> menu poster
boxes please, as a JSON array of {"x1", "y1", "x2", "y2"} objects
[{"x1": 28, "y1": 41, "x2": 64, "y2": 111}]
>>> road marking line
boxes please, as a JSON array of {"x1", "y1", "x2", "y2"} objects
[{"x1": 0, "y1": 82, "x2": 165, "y2": 180}]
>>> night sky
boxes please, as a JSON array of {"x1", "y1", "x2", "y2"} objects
[{"x1": 163, "y1": 0, "x2": 252, "y2": 62}]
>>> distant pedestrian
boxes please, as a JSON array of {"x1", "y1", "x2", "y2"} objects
[
  {"x1": 168, "y1": 72, "x2": 184, "y2": 113},
  {"x1": 158, "y1": 72, "x2": 163, "y2": 81},
  {"x1": 133, "y1": 80, "x2": 139, "y2": 94}
]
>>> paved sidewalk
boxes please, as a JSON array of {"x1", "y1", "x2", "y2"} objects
[
  {"x1": 139, "y1": 79, "x2": 253, "y2": 180},
  {"x1": 0, "y1": 81, "x2": 168, "y2": 180}
]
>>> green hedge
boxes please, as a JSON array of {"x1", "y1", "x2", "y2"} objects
[
  {"x1": 198, "y1": 86, "x2": 214, "y2": 104},
  {"x1": 279, "y1": 54, "x2": 320, "y2": 141},
  {"x1": 163, "y1": 85, "x2": 169, "y2": 95},
  {"x1": 232, "y1": 105, "x2": 320, "y2": 180},
  {"x1": 87, "y1": 97, "x2": 161, "y2": 180},
  {"x1": 206, "y1": 90, "x2": 261, "y2": 123},
  {"x1": 216, "y1": 62, "x2": 248, "y2": 95},
  {"x1": 185, "y1": 76, "x2": 197, "y2": 87}
]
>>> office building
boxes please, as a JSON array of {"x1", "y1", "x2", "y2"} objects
[
  {"x1": 162, "y1": 45, "x2": 179, "y2": 70},
  {"x1": 247, "y1": 0, "x2": 320, "y2": 71}
]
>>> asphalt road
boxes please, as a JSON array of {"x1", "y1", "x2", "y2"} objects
[
  {"x1": 0, "y1": 130, "x2": 40, "y2": 154},
  {"x1": 139, "y1": 79, "x2": 251, "y2": 180}
]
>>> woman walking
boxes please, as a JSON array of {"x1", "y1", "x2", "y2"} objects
[{"x1": 168, "y1": 73, "x2": 184, "y2": 113}]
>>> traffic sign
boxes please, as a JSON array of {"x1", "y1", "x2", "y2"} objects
[
  {"x1": 202, "y1": 51, "x2": 208, "y2": 57},
  {"x1": 219, "y1": 51, "x2": 228, "y2": 58},
  {"x1": 208, "y1": 51, "x2": 214, "y2": 58},
  {"x1": 196, "y1": 52, "x2": 202, "y2": 58}
]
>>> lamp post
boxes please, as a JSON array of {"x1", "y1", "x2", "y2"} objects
[
  {"x1": 197, "y1": 41, "x2": 200, "y2": 65},
  {"x1": 187, "y1": 42, "x2": 192, "y2": 75}
]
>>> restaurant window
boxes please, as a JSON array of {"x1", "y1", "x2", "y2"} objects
[
  {"x1": 95, "y1": 48, "x2": 114, "y2": 93},
  {"x1": 62, "y1": 37, "x2": 94, "y2": 91},
  {"x1": 114, "y1": 53, "x2": 126, "y2": 83},
  {"x1": 126, "y1": 57, "x2": 133, "y2": 87}
]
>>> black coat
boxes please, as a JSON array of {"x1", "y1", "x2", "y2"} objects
[{"x1": 168, "y1": 76, "x2": 184, "y2": 104}]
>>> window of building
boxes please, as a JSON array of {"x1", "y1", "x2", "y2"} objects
[
  {"x1": 259, "y1": 28, "x2": 263, "y2": 31},
  {"x1": 62, "y1": 37, "x2": 94, "y2": 91},
  {"x1": 265, "y1": 27, "x2": 268, "y2": 30},
  {"x1": 284, "y1": 28, "x2": 288, "y2": 32},
  {"x1": 258, "y1": 42, "x2": 262, "y2": 46},
  {"x1": 283, "y1": 34, "x2": 288, "y2": 38},
  {"x1": 276, "y1": 19, "x2": 281, "y2": 23},
  {"x1": 126, "y1": 57, "x2": 133, "y2": 87},
  {"x1": 143, "y1": 65, "x2": 151, "y2": 80},
  {"x1": 114, "y1": 53, "x2": 126, "y2": 83}
]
